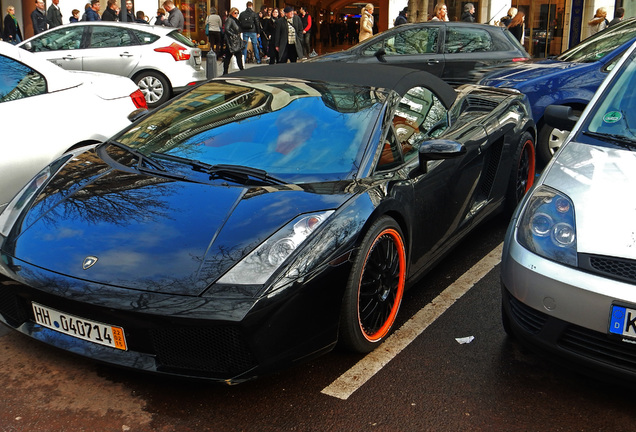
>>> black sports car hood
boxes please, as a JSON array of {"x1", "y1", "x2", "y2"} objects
[{"x1": 2, "y1": 149, "x2": 352, "y2": 296}]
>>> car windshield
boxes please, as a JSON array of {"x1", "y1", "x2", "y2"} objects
[
  {"x1": 114, "y1": 79, "x2": 385, "y2": 181},
  {"x1": 558, "y1": 19, "x2": 636, "y2": 63},
  {"x1": 578, "y1": 46, "x2": 636, "y2": 147}
]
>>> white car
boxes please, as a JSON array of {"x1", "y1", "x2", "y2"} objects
[
  {"x1": 18, "y1": 22, "x2": 206, "y2": 108},
  {"x1": 0, "y1": 41, "x2": 147, "y2": 213}
]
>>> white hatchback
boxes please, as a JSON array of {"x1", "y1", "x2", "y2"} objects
[
  {"x1": 0, "y1": 41, "x2": 147, "y2": 213},
  {"x1": 18, "y1": 22, "x2": 206, "y2": 108}
]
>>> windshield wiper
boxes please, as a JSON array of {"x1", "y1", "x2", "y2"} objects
[
  {"x1": 151, "y1": 153, "x2": 287, "y2": 185},
  {"x1": 208, "y1": 164, "x2": 287, "y2": 185},
  {"x1": 583, "y1": 131, "x2": 636, "y2": 149},
  {"x1": 151, "y1": 152, "x2": 214, "y2": 173},
  {"x1": 108, "y1": 141, "x2": 166, "y2": 171}
]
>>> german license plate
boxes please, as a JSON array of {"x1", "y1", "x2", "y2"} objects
[
  {"x1": 609, "y1": 305, "x2": 636, "y2": 339},
  {"x1": 32, "y1": 302, "x2": 127, "y2": 351}
]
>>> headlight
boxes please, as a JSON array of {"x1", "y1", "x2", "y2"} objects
[
  {"x1": 217, "y1": 210, "x2": 334, "y2": 285},
  {"x1": 516, "y1": 186, "x2": 577, "y2": 266}
]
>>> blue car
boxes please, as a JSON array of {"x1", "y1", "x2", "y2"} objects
[{"x1": 481, "y1": 17, "x2": 636, "y2": 165}]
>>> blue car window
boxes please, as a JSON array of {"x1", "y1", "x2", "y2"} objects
[{"x1": 0, "y1": 55, "x2": 46, "y2": 103}]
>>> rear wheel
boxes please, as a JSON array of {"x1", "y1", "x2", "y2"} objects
[
  {"x1": 134, "y1": 71, "x2": 171, "y2": 108},
  {"x1": 339, "y1": 216, "x2": 406, "y2": 353},
  {"x1": 505, "y1": 131, "x2": 535, "y2": 214}
]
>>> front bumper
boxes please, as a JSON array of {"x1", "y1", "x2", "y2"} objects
[
  {"x1": 0, "y1": 255, "x2": 351, "y2": 383},
  {"x1": 501, "y1": 229, "x2": 636, "y2": 381}
]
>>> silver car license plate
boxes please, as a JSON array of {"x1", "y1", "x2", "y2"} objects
[
  {"x1": 32, "y1": 302, "x2": 127, "y2": 350},
  {"x1": 609, "y1": 304, "x2": 636, "y2": 339}
]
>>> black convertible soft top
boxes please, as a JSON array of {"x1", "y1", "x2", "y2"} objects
[{"x1": 227, "y1": 63, "x2": 458, "y2": 109}]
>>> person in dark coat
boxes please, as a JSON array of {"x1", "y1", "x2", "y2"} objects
[
  {"x1": 394, "y1": 7, "x2": 407, "y2": 26},
  {"x1": 119, "y1": 0, "x2": 134, "y2": 22},
  {"x1": 47, "y1": 0, "x2": 63, "y2": 28},
  {"x1": 82, "y1": 0, "x2": 101, "y2": 21},
  {"x1": 222, "y1": 7, "x2": 244, "y2": 74},
  {"x1": 262, "y1": 7, "x2": 279, "y2": 64},
  {"x1": 31, "y1": 0, "x2": 48, "y2": 34},
  {"x1": 507, "y1": 11, "x2": 525, "y2": 43},
  {"x1": 101, "y1": 0, "x2": 119, "y2": 21},
  {"x1": 275, "y1": 6, "x2": 304, "y2": 63},
  {"x1": 4, "y1": 6, "x2": 23, "y2": 43},
  {"x1": 461, "y1": 3, "x2": 475, "y2": 22}
]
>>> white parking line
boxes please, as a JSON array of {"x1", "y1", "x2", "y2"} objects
[{"x1": 321, "y1": 242, "x2": 503, "y2": 400}]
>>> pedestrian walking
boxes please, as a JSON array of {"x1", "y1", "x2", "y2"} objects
[
  {"x1": 507, "y1": 11, "x2": 525, "y2": 43},
  {"x1": 359, "y1": 3, "x2": 373, "y2": 42},
  {"x1": 163, "y1": 1, "x2": 184, "y2": 30},
  {"x1": 588, "y1": 7, "x2": 608, "y2": 36},
  {"x1": 81, "y1": 0, "x2": 101, "y2": 21},
  {"x1": 3, "y1": 6, "x2": 23, "y2": 44},
  {"x1": 47, "y1": 0, "x2": 63, "y2": 28},
  {"x1": 222, "y1": 7, "x2": 244, "y2": 74},
  {"x1": 394, "y1": 7, "x2": 407, "y2": 26},
  {"x1": 461, "y1": 3, "x2": 475, "y2": 22},
  {"x1": 238, "y1": 1, "x2": 261, "y2": 64},
  {"x1": 206, "y1": 7, "x2": 223, "y2": 57},
  {"x1": 275, "y1": 6, "x2": 303, "y2": 63},
  {"x1": 101, "y1": 0, "x2": 119, "y2": 21},
  {"x1": 31, "y1": 0, "x2": 47, "y2": 35}
]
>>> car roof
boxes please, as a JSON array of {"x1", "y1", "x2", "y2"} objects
[{"x1": 228, "y1": 63, "x2": 458, "y2": 109}]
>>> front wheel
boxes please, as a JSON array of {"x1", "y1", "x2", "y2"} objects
[
  {"x1": 134, "y1": 71, "x2": 171, "y2": 108},
  {"x1": 537, "y1": 109, "x2": 581, "y2": 165},
  {"x1": 339, "y1": 216, "x2": 406, "y2": 353},
  {"x1": 505, "y1": 131, "x2": 535, "y2": 214}
]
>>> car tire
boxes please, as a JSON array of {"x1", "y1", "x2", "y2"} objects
[
  {"x1": 134, "y1": 71, "x2": 171, "y2": 108},
  {"x1": 505, "y1": 131, "x2": 535, "y2": 214},
  {"x1": 537, "y1": 109, "x2": 582, "y2": 165},
  {"x1": 339, "y1": 216, "x2": 406, "y2": 353}
]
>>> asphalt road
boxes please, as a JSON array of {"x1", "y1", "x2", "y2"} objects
[{"x1": 1, "y1": 214, "x2": 635, "y2": 431}]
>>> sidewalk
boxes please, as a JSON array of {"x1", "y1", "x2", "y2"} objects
[{"x1": 202, "y1": 40, "x2": 354, "y2": 78}]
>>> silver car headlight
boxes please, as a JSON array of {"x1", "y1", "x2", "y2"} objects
[
  {"x1": 516, "y1": 185, "x2": 577, "y2": 267},
  {"x1": 217, "y1": 210, "x2": 334, "y2": 285}
]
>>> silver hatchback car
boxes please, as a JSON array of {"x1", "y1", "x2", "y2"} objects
[
  {"x1": 502, "y1": 40, "x2": 636, "y2": 382},
  {"x1": 19, "y1": 22, "x2": 205, "y2": 108}
]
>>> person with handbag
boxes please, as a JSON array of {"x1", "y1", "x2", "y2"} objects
[
  {"x1": 222, "y1": 7, "x2": 245, "y2": 74},
  {"x1": 206, "y1": 7, "x2": 223, "y2": 58}
]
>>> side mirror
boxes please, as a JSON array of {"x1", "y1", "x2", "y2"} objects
[
  {"x1": 22, "y1": 42, "x2": 32, "y2": 51},
  {"x1": 544, "y1": 105, "x2": 579, "y2": 131},
  {"x1": 374, "y1": 48, "x2": 387, "y2": 63},
  {"x1": 418, "y1": 140, "x2": 466, "y2": 174},
  {"x1": 127, "y1": 108, "x2": 149, "y2": 123}
]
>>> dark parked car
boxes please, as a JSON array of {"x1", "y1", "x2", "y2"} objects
[
  {"x1": 0, "y1": 63, "x2": 536, "y2": 383},
  {"x1": 481, "y1": 17, "x2": 636, "y2": 165},
  {"x1": 501, "y1": 40, "x2": 636, "y2": 383},
  {"x1": 306, "y1": 22, "x2": 529, "y2": 87}
]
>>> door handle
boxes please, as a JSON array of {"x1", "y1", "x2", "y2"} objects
[
  {"x1": 62, "y1": 55, "x2": 76, "y2": 60},
  {"x1": 120, "y1": 52, "x2": 134, "y2": 57},
  {"x1": 426, "y1": 59, "x2": 440, "y2": 64}
]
